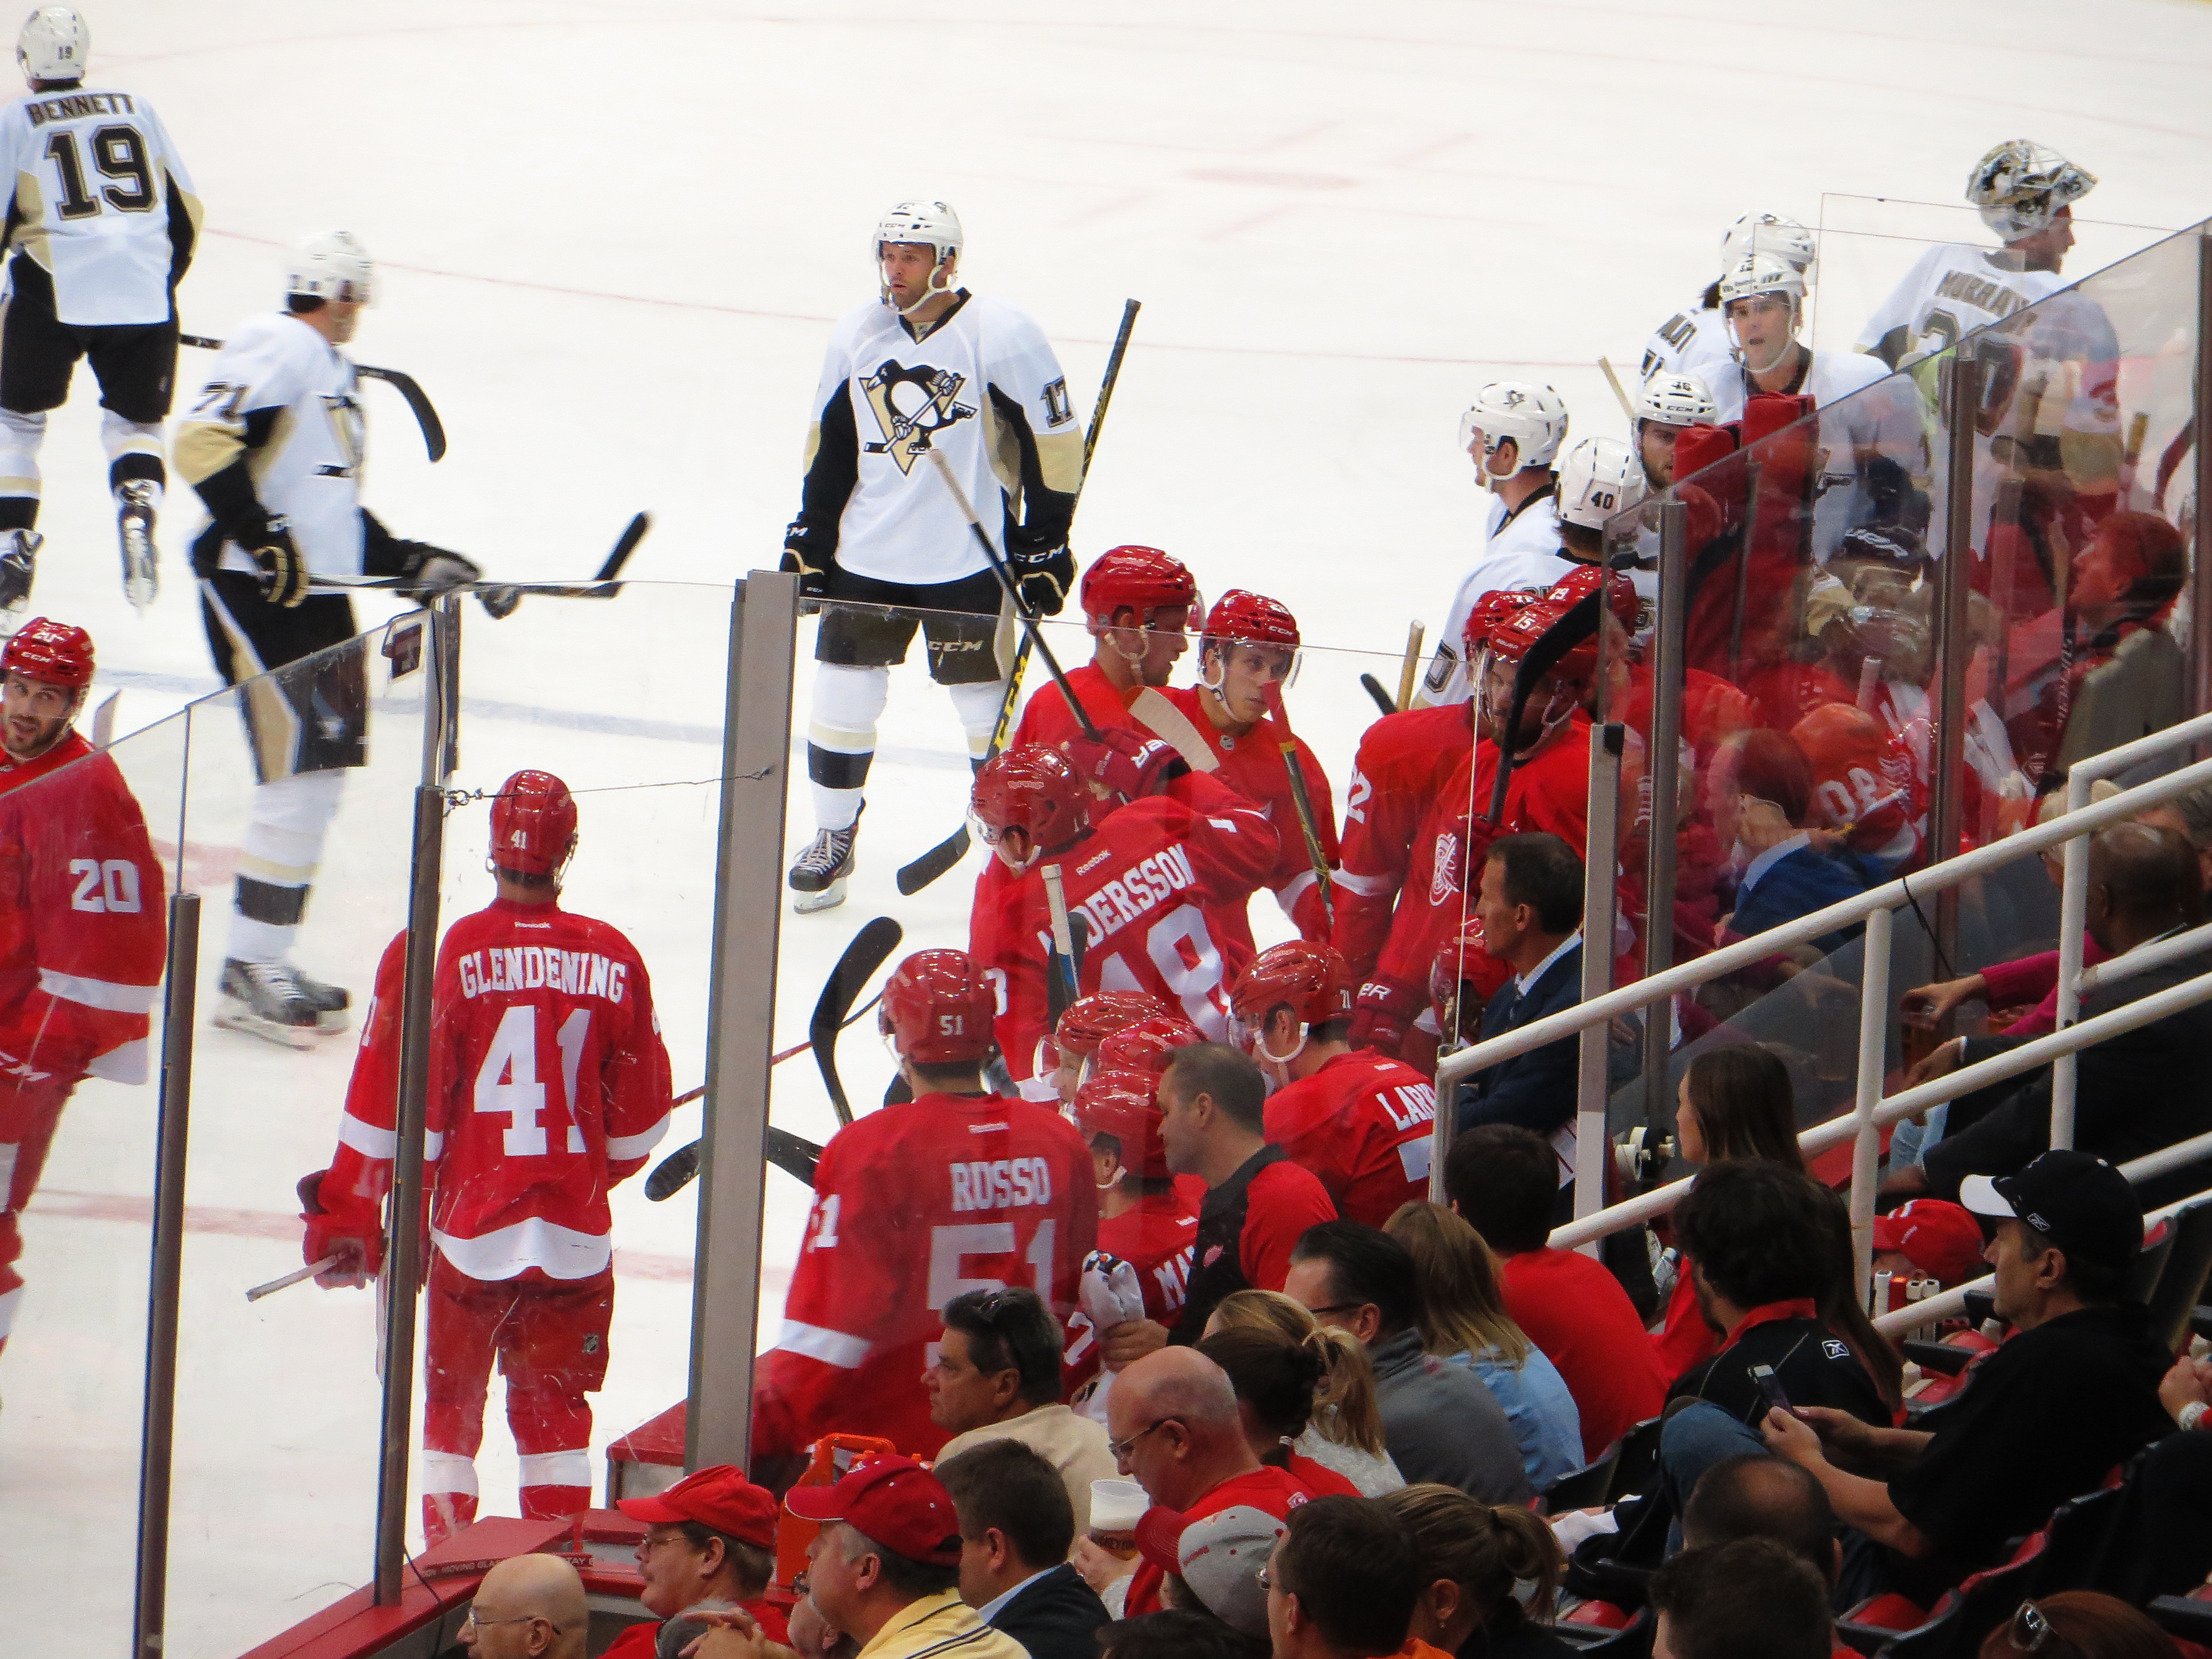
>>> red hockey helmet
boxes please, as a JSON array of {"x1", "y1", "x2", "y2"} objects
[
  {"x1": 489, "y1": 770, "x2": 578, "y2": 875},
  {"x1": 880, "y1": 948, "x2": 997, "y2": 1066},
  {"x1": 1230, "y1": 941, "x2": 1355, "y2": 1029},
  {"x1": 1428, "y1": 915, "x2": 1493, "y2": 1039},
  {"x1": 2, "y1": 615, "x2": 93, "y2": 689},
  {"x1": 1203, "y1": 589, "x2": 1301, "y2": 653},
  {"x1": 1055, "y1": 990, "x2": 1171, "y2": 1063},
  {"x1": 1462, "y1": 588, "x2": 1541, "y2": 665},
  {"x1": 1547, "y1": 564, "x2": 1641, "y2": 629},
  {"x1": 1073, "y1": 1067, "x2": 1172, "y2": 1179},
  {"x1": 971, "y1": 744, "x2": 1092, "y2": 852},
  {"x1": 1081, "y1": 546, "x2": 1198, "y2": 625},
  {"x1": 1095, "y1": 1013, "x2": 1205, "y2": 1077}
]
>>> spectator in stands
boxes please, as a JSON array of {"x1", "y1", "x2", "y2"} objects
[
  {"x1": 1869, "y1": 1199, "x2": 1987, "y2": 1289},
  {"x1": 937, "y1": 1439, "x2": 1112, "y2": 1659},
  {"x1": 1200, "y1": 1324, "x2": 1366, "y2": 1496},
  {"x1": 1265, "y1": 1495, "x2": 1422, "y2": 1659},
  {"x1": 1093, "y1": 1347, "x2": 1322, "y2": 1618},
  {"x1": 1160, "y1": 1043, "x2": 1339, "y2": 1342},
  {"x1": 1712, "y1": 729, "x2": 1878, "y2": 956},
  {"x1": 459, "y1": 1553, "x2": 589, "y2": 1659},
  {"x1": 1381, "y1": 1483, "x2": 1571, "y2": 1659},
  {"x1": 787, "y1": 1598, "x2": 858, "y2": 1659},
  {"x1": 1139, "y1": 1503, "x2": 1282, "y2": 1651},
  {"x1": 2092, "y1": 1349, "x2": 2212, "y2": 1603},
  {"x1": 1285, "y1": 1219, "x2": 1531, "y2": 1504},
  {"x1": 1681, "y1": 1454, "x2": 1840, "y2": 1588},
  {"x1": 1648, "y1": 1538, "x2": 1832, "y2": 1659},
  {"x1": 608, "y1": 1464, "x2": 790, "y2": 1657},
  {"x1": 785, "y1": 1454, "x2": 1026, "y2": 1659},
  {"x1": 1765, "y1": 1151, "x2": 2173, "y2": 1606},
  {"x1": 1383, "y1": 1200, "x2": 1583, "y2": 1491},
  {"x1": 1459, "y1": 835, "x2": 1592, "y2": 1164},
  {"x1": 1203, "y1": 1289, "x2": 1404, "y2": 1495},
  {"x1": 1446, "y1": 1124, "x2": 1668, "y2": 1462},
  {"x1": 1098, "y1": 1608, "x2": 1263, "y2": 1659},
  {"x1": 1973, "y1": 1595, "x2": 2177, "y2": 1659},
  {"x1": 2136, "y1": 778, "x2": 2212, "y2": 896},
  {"x1": 928, "y1": 1286, "x2": 1116, "y2": 1535},
  {"x1": 1892, "y1": 823, "x2": 2212, "y2": 1208}
]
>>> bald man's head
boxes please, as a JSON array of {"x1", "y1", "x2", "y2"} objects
[
  {"x1": 1682, "y1": 1455, "x2": 1839, "y2": 1585},
  {"x1": 466, "y1": 1553, "x2": 588, "y2": 1659},
  {"x1": 2088, "y1": 821, "x2": 2203, "y2": 951},
  {"x1": 1105, "y1": 1348, "x2": 1253, "y2": 1512},
  {"x1": 1117, "y1": 1347, "x2": 1241, "y2": 1429}
]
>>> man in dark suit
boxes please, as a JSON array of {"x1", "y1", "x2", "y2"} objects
[
  {"x1": 1893, "y1": 821, "x2": 2212, "y2": 1209},
  {"x1": 936, "y1": 1438, "x2": 1110, "y2": 1659}
]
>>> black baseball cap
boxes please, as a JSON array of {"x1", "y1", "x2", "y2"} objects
[{"x1": 1960, "y1": 1150, "x2": 2143, "y2": 1274}]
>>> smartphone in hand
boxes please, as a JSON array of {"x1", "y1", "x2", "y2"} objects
[{"x1": 1750, "y1": 1363, "x2": 1793, "y2": 1418}]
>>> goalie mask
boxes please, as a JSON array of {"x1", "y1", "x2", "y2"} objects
[{"x1": 1968, "y1": 141, "x2": 2096, "y2": 242}]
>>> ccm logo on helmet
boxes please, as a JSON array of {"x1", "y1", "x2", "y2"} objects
[
  {"x1": 950, "y1": 1156, "x2": 1055, "y2": 1214},
  {"x1": 458, "y1": 946, "x2": 628, "y2": 1002}
]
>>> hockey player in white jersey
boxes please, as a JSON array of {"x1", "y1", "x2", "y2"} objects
[
  {"x1": 0, "y1": 6, "x2": 199, "y2": 625},
  {"x1": 175, "y1": 232, "x2": 513, "y2": 1044},
  {"x1": 780, "y1": 201, "x2": 1083, "y2": 913},
  {"x1": 1642, "y1": 213, "x2": 1817, "y2": 389},
  {"x1": 1415, "y1": 381, "x2": 1569, "y2": 706},
  {"x1": 1634, "y1": 370, "x2": 1718, "y2": 489}
]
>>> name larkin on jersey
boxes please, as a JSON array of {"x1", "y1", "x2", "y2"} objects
[
  {"x1": 25, "y1": 91, "x2": 138, "y2": 126},
  {"x1": 950, "y1": 1156, "x2": 1056, "y2": 1214},
  {"x1": 1067, "y1": 843, "x2": 1200, "y2": 943},
  {"x1": 456, "y1": 945, "x2": 630, "y2": 1003}
]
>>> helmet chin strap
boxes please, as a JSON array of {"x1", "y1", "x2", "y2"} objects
[
  {"x1": 1256, "y1": 1026, "x2": 1307, "y2": 1069},
  {"x1": 884, "y1": 250, "x2": 958, "y2": 319},
  {"x1": 1731, "y1": 301, "x2": 1801, "y2": 377}
]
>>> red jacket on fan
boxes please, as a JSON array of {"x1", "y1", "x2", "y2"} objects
[
  {"x1": 970, "y1": 771, "x2": 1279, "y2": 1086},
  {"x1": 0, "y1": 729, "x2": 166, "y2": 1083},
  {"x1": 1136, "y1": 685, "x2": 1338, "y2": 944},
  {"x1": 317, "y1": 899, "x2": 675, "y2": 1281},
  {"x1": 752, "y1": 1090, "x2": 1099, "y2": 1460},
  {"x1": 1264, "y1": 1051, "x2": 1438, "y2": 1227},
  {"x1": 1013, "y1": 662, "x2": 1142, "y2": 752},
  {"x1": 1331, "y1": 703, "x2": 1474, "y2": 983}
]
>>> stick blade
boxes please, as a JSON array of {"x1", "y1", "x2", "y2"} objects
[
  {"x1": 1359, "y1": 673, "x2": 1396, "y2": 718},
  {"x1": 645, "y1": 1140, "x2": 700, "y2": 1201},
  {"x1": 594, "y1": 513, "x2": 649, "y2": 588},
  {"x1": 897, "y1": 825, "x2": 970, "y2": 894},
  {"x1": 766, "y1": 1126, "x2": 824, "y2": 1187},
  {"x1": 811, "y1": 916, "x2": 904, "y2": 1120}
]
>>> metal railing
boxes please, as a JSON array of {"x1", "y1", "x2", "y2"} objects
[{"x1": 1428, "y1": 705, "x2": 2212, "y2": 1290}]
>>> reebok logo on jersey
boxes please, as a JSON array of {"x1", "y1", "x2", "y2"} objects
[
  {"x1": 458, "y1": 946, "x2": 628, "y2": 1003},
  {"x1": 1070, "y1": 844, "x2": 1199, "y2": 944},
  {"x1": 949, "y1": 1156, "x2": 1055, "y2": 1213},
  {"x1": 859, "y1": 358, "x2": 975, "y2": 473}
]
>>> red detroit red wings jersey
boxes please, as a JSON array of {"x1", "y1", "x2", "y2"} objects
[
  {"x1": 0, "y1": 730, "x2": 166, "y2": 1084},
  {"x1": 1063, "y1": 1191, "x2": 1199, "y2": 1391},
  {"x1": 321, "y1": 897, "x2": 674, "y2": 1282},
  {"x1": 972, "y1": 772, "x2": 1279, "y2": 1084},
  {"x1": 753, "y1": 1091, "x2": 1099, "y2": 1460},
  {"x1": 1012, "y1": 661, "x2": 1141, "y2": 752},
  {"x1": 1264, "y1": 1050, "x2": 1438, "y2": 1228},
  {"x1": 1332, "y1": 703, "x2": 1473, "y2": 982}
]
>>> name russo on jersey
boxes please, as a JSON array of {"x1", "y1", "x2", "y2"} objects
[
  {"x1": 456, "y1": 945, "x2": 630, "y2": 1003},
  {"x1": 950, "y1": 1155, "x2": 1056, "y2": 1213}
]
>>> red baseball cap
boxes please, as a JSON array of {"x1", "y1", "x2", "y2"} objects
[
  {"x1": 784, "y1": 1454, "x2": 963, "y2": 1567},
  {"x1": 1871, "y1": 1199, "x2": 1987, "y2": 1286},
  {"x1": 617, "y1": 1464, "x2": 779, "y2": 1551}
]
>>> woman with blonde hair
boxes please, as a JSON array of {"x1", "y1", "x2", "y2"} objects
[
  {"x1": 1385, "y1": 1202, "x2": 1583, "y2": 1491},
  {"x1": 1381, "y1": 1483, "x2": 1572, "y2": 1659},
  {"x1": 1203, "y1": 1287, "x2": 1402, "y2": 1495}
]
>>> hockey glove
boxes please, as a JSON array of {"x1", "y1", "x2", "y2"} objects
[
  {"x1": 1010, "y1": 544, "x2": 1074, "y2": 617},
  {"x1": 1348, "y1": 978, "x2": 1421, "y2": 1060},
  {"x1": 779, "y1": 547, "x2": 830, "y2": 599},
  {"x1": 477, "y1": 584, "x2": 523, "y2": 620},
  {"x1": 249, "y1": 515, "x2": 310, "y2": 609},
  {"x1": 1063, "y1": 727, "x2": 1184, "y2": 804},
  {"x1": 299, "y1": 1168, "x2": 383, "y2": 1288},
  {"x1": 400, "y1": 550, "x2": 483, "y2": 601}
]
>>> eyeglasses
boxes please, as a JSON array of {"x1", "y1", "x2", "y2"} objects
[
  {"x1": 1256, "y1": 1563, "x2": 1274, "y2": 1591},
  {"x1": 640, "y1": 1530, "x2": 693, "y2": 1554},
  {"x1": 1302, "y1": 1302, "x2": 1365, "y2": 1319},
  {"x1": 463, "y1": 1610, "x2": 559, "y2": 1636},
  {"x1": 1109, "y1": 1417, "x2": 1176, "y2": 1462},
  {"x1": 2011, "y1": 1601, "x2": 2056, "y2": 1653},
  {"x1": 792, "y1": 1571, "x2": 810, "y2": 1597}
]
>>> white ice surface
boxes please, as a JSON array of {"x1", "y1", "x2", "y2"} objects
[{"x1": 5, "y1": 2, "x2": 2212, "y2": 1652}]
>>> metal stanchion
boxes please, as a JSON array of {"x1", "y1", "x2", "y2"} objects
[
  {"x1": 1640, "y1": 500, "x2": 1688, "y2": 1130},
  {"x1": 1574, "y1": 724, "x2": 1624, "y2": 1239},
  {"x1": 1848, "y1": 906, "x2": 1892, "y2": 1294},
  {"x1": 1931, "y1": 356, "x2": 1983, "y2": 969},
  {"x1": 2193, "y1": 231, "x2": 2212, "y2": 725}
]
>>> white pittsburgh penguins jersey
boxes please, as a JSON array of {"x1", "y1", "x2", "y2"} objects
[
  {"x1": 788, "y1": 291, "x2": 1084, "y2": 586},
  {"x1": 1640, "y1": 296, "x2": 1733, "y2": 387},
  {"x1": 174, "y1": 314, "x2": 367, "y2": 579},
  {"x1": 1416, "y1": 489, "x2": 1570, "y2": 707},
  {"x1": 1855, "y1": 244, "x2": 2070, "y2": 368},
  {"x1": 0, "y1": 85, "x2": 199, "y2": 326}
]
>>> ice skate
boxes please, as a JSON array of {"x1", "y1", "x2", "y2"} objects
[
  {"x1": 116, "y1": 481, "x2": 158, "y2": 612},
  {"x1": 788, "y1": 811, "x2": 860, "y2": 915},
  {"x1": 0, "y1": 531, "x2": 41, "y2": 635},
  {"x1": 292, "y1": 965, "x2": 352, "y2": 1034},
  {"x1": 214, "y1": 957, "x2": 321, "y2": 1050}
]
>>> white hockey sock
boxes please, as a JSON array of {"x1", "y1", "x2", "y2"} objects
[
  {"x1": 0, "y1": 408, "x2": 44, "y2": 525},
  {"x1": 100, "y1": 411, "x2": 165, "y2": 490},
  {"x1": 947, "y1": 679, "x2": 1011, "y2": 764},
  {"x1": 228, "y1": 771, "x2": 345, "y2": 963},
  {"x1": 806, "y1": 662, "x2": 889, "y2": 832},
  {"x1": 420, "y1": 1449, "x2": 479, "y2": 1499}
]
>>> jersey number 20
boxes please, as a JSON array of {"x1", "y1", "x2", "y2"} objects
[{"x1": 45, "y1": 125, "x2": 155, "y2": 220}]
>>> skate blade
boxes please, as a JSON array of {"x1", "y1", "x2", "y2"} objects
[
  {"x1": 123, "y1": 574, "x2": 156, "y2": 613},
  {"x1": 212, "y1": 1003, "x2": 319, "y2": 1051},
  {"x1": 791, "y1": 876, "x2": 849, "y2": 915},
  {"x1": 316, "y1": 1008, "x2": 352, "y2": 1034}
]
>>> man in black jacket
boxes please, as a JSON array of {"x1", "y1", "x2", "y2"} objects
[
  {"x1": 1893, "y1": 822, "x2": 2212, "y2": 1208},
  {"x1": 937, "y1": 1438, "x2": 1110, "y2": 1659}
]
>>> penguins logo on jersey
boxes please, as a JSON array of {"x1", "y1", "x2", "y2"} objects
[
  {"x1": 316, "y1": 392, "x2": 366, "y2": 480},
  {"x1": 859, "y1": 358, "x2": 976, "y2": 473}
]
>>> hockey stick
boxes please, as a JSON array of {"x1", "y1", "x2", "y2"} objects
[
  {"x1": 182, "y1": 332, "x2": 447, "y2": 462},
  {"x1": 1598, "y1": 355, "x2": 1637, "y2": 424},
  {"x1": 313, "y1": 512, "x2": 648, "y2": 601},
  {"x1": 1396, "y1": 621, "x2": 1425, "y2": 712},
  {"x1": 1359, "y1": 674, "x2": 1396, "y2": 718},
  {"x1": 91, "y1": 688, "x2": 120, "y2": 749},
  {"x1": 896, "y1": 300, "x2": 1142, "y2": 896},
  {"x1": 814, "y1": 915, "x2": 904, "y2": 1128},
  {"x1": 1262, "y1": 683, "x2": 1335, "y2": 927},
  {"x1": 1042, "y1": 864, "x2": 1082, "y2": 1024},
  {"x1": 245, "y1": 1254, "x2": 341, "y2": 1302}
]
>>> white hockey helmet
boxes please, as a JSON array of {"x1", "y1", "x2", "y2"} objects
[
  {"x1": 1458, "y1": 380, "x2": 1569, "y2": 475},
  {"x1": 1719, "y1": 251, "x2": 1807, "y2": 311},
  {"x1": 1968, "y1": 140, "x2": 2096, "y2": 241},
  {"x1": 1557, "y1": 437, "x2": 1647, "y2": 530},
  {"x1": 17, "y1": 6, "x2": 86, "y2": 81},
  {"x1": 1720, "y1": 212, "x2": 1817, "y2": 279},
  {"x1": 285, "y1": 230, "x2": 374, "y2": 306},
  {"x1": 875, "y1": 199, "x2": 963, "y2": 264},
  {"x1": 1635, "y1": 369, "x2": 1718, "y2": 430}
]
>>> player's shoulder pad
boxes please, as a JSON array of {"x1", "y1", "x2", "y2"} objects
[
  {"x1": 967, "y1": 293, "x2": 1054, "y2": 353},
  {"x1": 827, "y1": 297, "x2": 889, "y2": 346}
]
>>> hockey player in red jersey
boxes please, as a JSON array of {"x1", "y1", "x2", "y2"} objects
[
  {"x1": 751, "y1": 949, "x2": 1098, "y2": 1463},
  {"x1": 1232, "y1": 942, "x2": 1437, "y2": 1227},
  {"x1": 1046, "y1": 989, "x2": 1170, "y2": 1104},
  {"x1": 0, "y1": 618, "x2": 165, "y2": 1361},
  {"x1": 1062, "y1": 1066, "x2": 1199, "y2": 1395},
  {"x1": 1012, "y1": 545, "x2": 1199, "y2": 751},
  {"x1": 1132, "y1": 591, "x2": 1338, "y2": 943},
  {"x1": 1331, "y1": 698, "x2": 1478, "y2": 980},
  {"x1": 968, "y1": 742, "x2": 1279, "y2": 1087},
  {"x1": 299, "y1": 770, "x2": 674, "y2": 1541}
]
